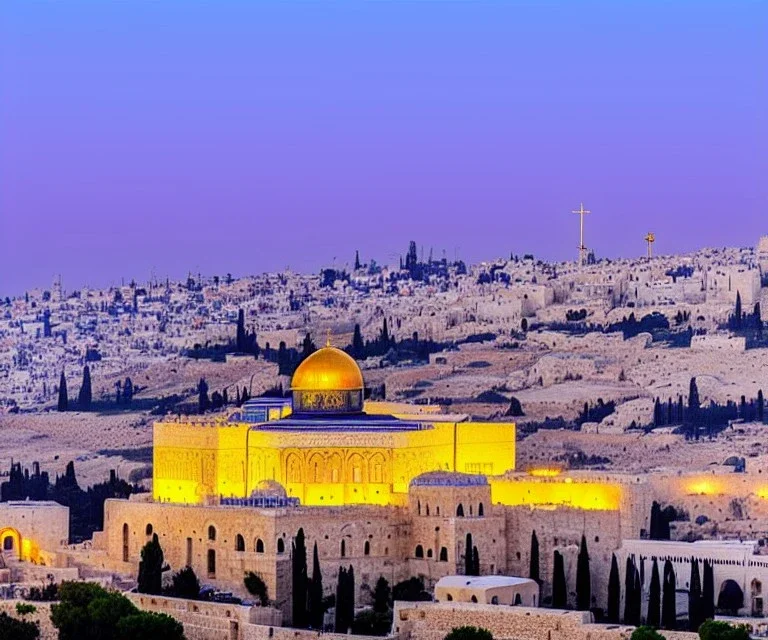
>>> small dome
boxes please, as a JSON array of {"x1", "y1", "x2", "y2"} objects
[
  {"x1": 291, "y1": 346, "x2": 364, "y2": 392},
  {"x1": 251, "y1": 480, "x2": 287, "y2": 498}
]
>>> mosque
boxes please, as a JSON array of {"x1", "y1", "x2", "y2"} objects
[
  {"x1": 152, "y1": 343, "x2": 516, "y2": 507},
  {"x1": 91, "y1": 344, "x2": 643, "y2": 619}
]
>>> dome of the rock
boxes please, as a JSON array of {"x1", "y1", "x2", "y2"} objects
[{"x1": 291, "y1": 346, "x2": 364, "y2": 414}]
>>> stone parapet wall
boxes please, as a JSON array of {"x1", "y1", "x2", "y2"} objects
[
  {"x1": 0, "y1": 600, "x2": 57, "y2": 640},
  {"x1": 392, "y1": 601, "x2": 699, "y2": 640}
]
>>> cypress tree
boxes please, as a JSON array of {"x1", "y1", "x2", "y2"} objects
[
  {"x1": 345, "y1": 566, "x2": 355, "y2": 631},
  {"x1": 236, "y1": 309, "x2": 246, "y2": 351},
  {"x1": 758, "y1": 389, "x2": 765, "y2": 423},
  {"x1": 352, "y1": 324, "x2": 365, "y2": 358},
  {"x1": 667, "y1": 398, "x2": 673, "y2": 424},
  {"x1": 654, "y1": 398, "x2": 663, "y2": 426},
  {"x1": 552, "y1": 551, "x2": 567, "y2": 609},
  {"x1": 624, "y1": 557, "x2": 637, "y2": 625},
  {"x1": 334, "y1": 567, "x2": 347, "y2": 633},
  {"x1": 198, "y1": 378, "x2": 210, "y2": 413},
  {"x1": 688, "y1": 378, "x2": 700, "y2": 439},
  {"x1": 57, "y1": 371, "x2": 68, "y2": 411},
  {"x1": 702, "y1": 560, "x2": 715, "y2": 622},
  {"x1": 688, "y1": 557, "x2": 702, "y2": 632},
  {"x1": 292, "y1": 528, "x2": 308, "y2": 628},
  {"x1": 529, "y1": 531, "x2": 540, "y2": 585},
  {"x1": 465, "y1": 533, "x2": 474, "y2": 575},
  {"x1": 650, "y1": 502, "x2": 660, "y2": 540},
  {"x1": 647, "y1": 558, "x2": 661, "y2": 628},
  {"x1": 137, "y1": 533, "x2": 164, "y2": 595},
  {"x1": 78, "y1": 365, "x2": 92, "y2": 410},
  {"x1": 606, "y1": 554, "x2": 620, "y2": 624},
  {"x1": 308, "y1": 542, "x2": 324, "y2": 629},
  {"x1": 124, "y1": 377, "x2": 134, "y2": 404},
  {"x1": 632, "y1": 564, "x2": 642, "y2": 624},
  {"x1": 354, "y1": 250, "x2": 361, "y2": 271},
  {"x1": 576, "y1": 534, "x2": 591, "y2": 611},
  {"x1": 678, "y1": 395, "x2": 684, "y2": 423},
  {"x1": 662, "y1": 559, "x2": 676, "y2": 630},
  {"x1": 735, "y1": 291, "x2": 742, "y2": 329},
  {"x1": 373, "y1": 576, "x2": 390, "y2": 614}
]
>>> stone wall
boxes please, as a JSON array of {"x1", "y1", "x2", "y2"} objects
[
  {"x1": 0, "y1": 600, "x2": 57, "y2": 640},
  {"x1": 392, "y1": 601, "x2": 699, "y2": 640}
]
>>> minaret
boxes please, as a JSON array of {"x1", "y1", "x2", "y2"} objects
[
  {"x1": 571, "y1": 203, "x2": 591, "y2": 266},
  {"x1": 645, "y1": 232, "x2": 656, "y2": 258}
]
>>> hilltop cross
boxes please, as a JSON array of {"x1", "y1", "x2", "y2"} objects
[{"x1": 571, "y1": 202, "x2": 591, "y2": 266}]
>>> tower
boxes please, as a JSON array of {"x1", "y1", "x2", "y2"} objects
[
  {"x1": 571, "y1": 203, "x2": 591, "y2": 266},
  {"x1": 645, "y1": 232, "x2": 655, "y2": 258}
]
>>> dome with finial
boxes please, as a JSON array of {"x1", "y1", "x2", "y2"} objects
[{"x1": 290, "y1": 335, "x2": 364, "y2": 414}]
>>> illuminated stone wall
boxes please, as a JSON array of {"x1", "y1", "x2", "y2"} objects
[
  {"x1": 0, "y1": 501, "x2": 69, "y2": 562},
  {"x1": 152, "y1": 418, "x2": 516, "y2": 507}
]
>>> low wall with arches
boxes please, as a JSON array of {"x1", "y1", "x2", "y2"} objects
[{"x1": 0, "y1": 501, "x2": 69, "y2": 562}]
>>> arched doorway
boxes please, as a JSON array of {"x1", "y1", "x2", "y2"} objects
[
  {"x1": 718, "y1": 579, "x2": 745, "y2": 615},
  {"x1": 0, "y1": 528, "x2": 21, "y2": 559},
  {"x1": 752, "y1": 579, "x2": 763, "y2": 617}
]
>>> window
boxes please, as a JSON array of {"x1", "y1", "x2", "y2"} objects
[
  {"x1": 207, "y1": 549, "x2": 216, "y2": 578},
  {"x1": 186, "y1": 537, "x2": 193, "y2": 566},
  {"x1": 417, "y1": 500, "x2": 421, "y2": 516},
  {"x1": 470, "y1": 596, "x2": 478, "y2": 603},
  {"x1": 277, "y1": 538, "x2": 285, "y2": 554},
  {"x1": 364, "y1": 541, "x2": 370, "y2": 556},
  {"x1": 122, "y1": 523, "x2": 129, "y2": 562},
  {"x1": 439, "y1": 547, "x2": 448, "y2": 562},
  {"x1": 235, "y1": 534, "x2": 245, "y2": 552},
  {"x1": 456, "y1": 504, "x2": 464, "y2": 517},
  {"x1": 208, "y1": 525, "x2": 216, "y2": 542},
  {"x1": 426, "y1": 504, "x2": 430, "y2": 516},
  {"x1": 491, "y1": 596, "x2": 499, "y2": 605},
  {"x1": 3, "y1": 536, "x2": 13, "y2": 551},
  {"x1": 427, "y1": 549, "x2": 433, "y2": 558},
  {"x1": 446, "y1": 594, "x2": 453, "y2": 601},
  {"x1": 256, "y1": 538, "x2": 265, "y2": 553},
  {"x1": 341, "y1": 540, "x2": 346, "y2": 557},
  {"x1": 145, "y1": 524, "x2": 153, "y2": 536},
  {"x1": 514, "y1": 593, "x2": 522, "y2": 605},
  {"x1": 415, "y1": 545, "x2": 424, "y2": 558},
  {"x1": 478, "y1": 503, "x2": 484, "y2": 517}
]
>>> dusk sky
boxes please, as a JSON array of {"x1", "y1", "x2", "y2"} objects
[{"x1": 1, "y1": 1, "x2": 766, "y2": 295}]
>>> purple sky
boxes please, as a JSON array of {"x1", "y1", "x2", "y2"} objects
[{"x1": 1, "y1": 1, "x2": 766, "y2": 295}]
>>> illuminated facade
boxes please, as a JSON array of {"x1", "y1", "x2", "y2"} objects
[{"x1": 153, "y1": 345, "x2": 517, "y2": 506}]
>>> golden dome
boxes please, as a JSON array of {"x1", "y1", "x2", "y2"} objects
[{"x1": 291, "y1": 346, "x2": 364, "y2": 392}]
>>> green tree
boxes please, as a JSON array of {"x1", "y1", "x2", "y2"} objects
[
  {"x1": 702, "y1": 560, "x2": 715, "y2": 621},
  {"x1": 171, "y1": 566, "x2": 200, "y2": 600},
  {"x1": 51, "y1": 582, "x2": 137, "y2": 640},
  {"x1": 124, "y1": 377, "x2": 134, "y2": 404},
  {"x1": 0, "y1": 612, "x2": 39, "y2": 640},
  {"x1": 688, "y1": 377, "x2": 701, "y2": 438},
  {"x1": 78, "y1": 365, "x2": 92, "y2": 409},
  {"x1": 115, "y1": 612, "x2": 185, "y2": 640},
  {"x1": 630, "y1": 627, "x2": 666, "y2": 640},
  {"x1": 16, "y1": 602, "x2": 37, "y2": 616},
  {"x1": 576, "y1": 534, "x2": 591, "y2": 611},
  {"x1": 352, "y1": 324, "x2": 365, "y2": 358},
  {"x1": 689, "y1": 558, "x2": 703, "y2": 632},
  {"x1": 698, "y1": 619, "x2": 750, "y2": 640},
  {"x1": 373, "y1": 576, "x2": 391, "y2": 614},
  {"x1": 198, "y1": 378, "x2": 210, "y2": 413},
  {"x1": 244, "y1": 571, "x2": 269, "y2": 606},
  {"x1": 57, "y1": 371, "x2": 68, "y2": 411},
  {"x1": 606, "y1": 554, "x2": 620, "y2": 624},
  {"x1": 137, "y1": 533, "x2": 165, "y2": 595},
  {"x1": 662, "y1": 560, "x2": 676, "y2": 630},
  {"x1": 529, "y1": 531, "x2": 540, "y2": 585},
  {"x1": 392, "y1": 577, "x2": 431, "y2": 602},
  {"x1": 292, "y1": 527, "x2": 308, "y2": 627},
  {"x1": 308, "y1": 542, "x2": 324, "y2": 628},
  {"x1": 444, "y1": 626, "x2": 493, "y2": 640},
  {"x1": 758, "y1": 389, "x2": 765, "y2": 423},
  {"x1": 647, "y1": 559, "x2": 661, "y2": 629},
  {"x1": 552, "y1": 551, "x2": 567, "y2": 609},
  {"x1": 335, "y1": 566, "x2": 356, "y2": 633},
  {"x1": 354, "y1": 250, "x2": 361, "y2": 271},
  {"x1": 624, "y1": 557, "x2": 637, "y2": 625},
  {"x1": 352, "y1": 609, "x2": 392, "y2": 636}
]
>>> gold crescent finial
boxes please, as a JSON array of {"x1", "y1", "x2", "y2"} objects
[{"x1": 326, "y1": 329, "x2": 332, "y2": 347}]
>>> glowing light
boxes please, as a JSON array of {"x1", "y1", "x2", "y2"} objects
[
  {"x1": 527, "y1": 468, "x2": 561, "y2": 477},
  {"x1": 686, "y1": 480, "x2": 721, "y2": 496},
  {"x1": 490, "y1": 478, "x2": 622, "y2": 511}
]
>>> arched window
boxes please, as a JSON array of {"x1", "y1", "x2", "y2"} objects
[
  {"x1": 417, "y1": 500, "x2": 421, "y2": 516},
  {"x1": 456, "y1": 504, "x2": 464, "y2": 517},
  {"x1": 469, "y1": 505, "x2": 473, "y2": 517},
  {"x1": 514, "y1": 593, "x2": 522, "y2": 605},
  {"x1": 427, "y1": 549, "x2": 433, "y2": 558},
  {"x1": 446, "y1": 593, "x2": 453, "y2": 601},
  {"x1": 478, "y1": 503, "x2": 484, "y2": 517},
  {"x1": 364, "y1": 541, "x2": 370, "y2": 556},
  {"x1": 122, "y1": 523, "x2": 129, "y2": 562},
  {"x1": 207, "y1": 549, "x2": 216, "y2": 577},
  {"x1": 341, "y1": 540, "x2": 346, "y2": 557},
  {"x1": 415, "y1": 545, "x2": 424, "y2": 558},
  {"x1": 436, "y1": 506, "x2": 440, "y2": 516},
  {"x1": 426, "y1": 504, "x2": 430, "y2": 516},
  {"x1": 208, "y1": 525, "x2": 216, "y2": 542},
  {"x1": 235, "y1": 534, "x2": 245, "y2": 552},
  {"x1": 470, "y1": 595, "x2": 478, "y2": 603},
  {"x1": 256, "y1": 538, "x2": 265, "y2": 553},
  {"x1": 439, "y1": 547, "x2": 448, "y2": 562},
  {"x1": 277, "y1": 538, "x2": 285, "y2": 554},
  {"x1": 491, "y1": 596, "x2": 499, "y2": 605},
  {"x1": 145, "y1": 523, "x2": 153, "y2": 536}
]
